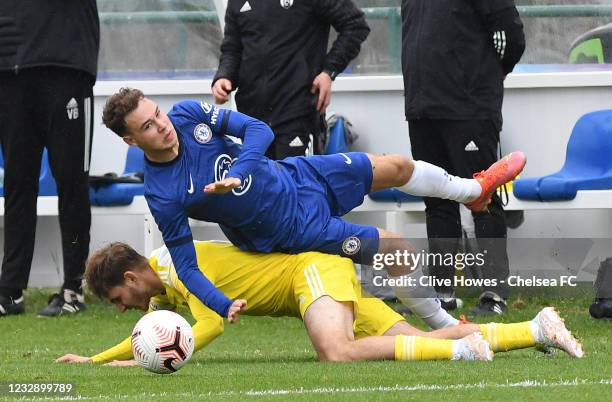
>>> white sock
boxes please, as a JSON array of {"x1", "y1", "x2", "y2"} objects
[
  {"x1": 418, "y1": 301, "x2": 460, "y2": 329},
  {"x1": 451, "y1": 339, "x2": 465, "y2": 361},
  {"x1": 391, "y1": 271, "x2": 459, "y2": 329},
  {"x1": 399, "y1": 160, "x2": 481, "y2": 203},
  {"x1": 530, "y1": 318, "x2": 543, "y2": 343}
]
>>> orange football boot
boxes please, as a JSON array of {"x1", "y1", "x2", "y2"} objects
[{"x1": 465, "y1": 151, "x2": 526, "y2": 212}]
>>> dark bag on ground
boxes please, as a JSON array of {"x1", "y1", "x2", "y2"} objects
[{"x1": 589, "y1": 258, "x2": 612, "y2": 319}]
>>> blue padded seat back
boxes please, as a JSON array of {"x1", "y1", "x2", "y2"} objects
[
  {"x1": 368, "y1": 188, "x2": 421, "y2": 203},
  {"x1": 92, "y1": 147, "x2": 145, "y2": 206},
  {"x1": 326, "y1": 116, "x2": 349, "y2": 155},
  {"x1": 0, "y1": 148, "x2": 57, "y2": 197},
  {"x1": 562, "y1": 110, "x2": 612, "y2": 176},
  {"x1": 38, "y1": 149, "x2": 58, "y2": 196},
  {"x1": 94, "y1": 182, "x2": 144, "y2": 206},
  {"x1": 124, "y1": 146, "x2": 145, "y2": 174},
  {"x1": 514, "y1": 110, "x2": 612, "y2": 201}
]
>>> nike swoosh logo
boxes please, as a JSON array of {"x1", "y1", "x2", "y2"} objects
[
  {"x1": 187, "y1": 173, "x2": 194, "y2": 194},
  {"x1": 340, "y1": 153, "x2": 352, "y2": 165}
]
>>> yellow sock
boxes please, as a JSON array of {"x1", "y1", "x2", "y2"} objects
[
  {"x1": 479, "y1": 322, "x2": 535, "y2": 352},
  {"x1": 394, "y1": 335, "x2": 454, "y2": 361}
]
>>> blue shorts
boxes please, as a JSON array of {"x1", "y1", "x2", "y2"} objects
[{"x1": 277, "y1": 152, "x2": 380, "y2": 263}]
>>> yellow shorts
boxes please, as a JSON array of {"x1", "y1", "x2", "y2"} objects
[
  {"x1": 291, "y1": 252, "x2": 404, "y2": 337},
  {"x1": 199, "y1": 244, "x2": 405, "y2": 335},
  {"x1": 353, "y1": 296, "x2": 405, "y2": 338},
  {"x1": 291, "y1": 252, "x2": 360, "y2": 318}
]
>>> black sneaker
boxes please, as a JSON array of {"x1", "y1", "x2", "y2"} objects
[
  {"x1": 38, "y1": 289, "x2": 86, "y2": 317},
  {"x1": 472, "y1": 291, "x2": 507, "y2": 316},
  {"x1": 440, "y1": 297, "x2": 464, "y2": 311},
  {"x1": 589, "y1": 298, "x2": 612, "y2": 319},
  {"x1": 0, "y1": 294, "x2": 25, "y2": 317}
]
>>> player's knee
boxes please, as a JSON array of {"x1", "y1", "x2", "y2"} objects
[
  {"x1": 316, "y1": 342, "x2": 354, "y2": 362},
  {"x1": 313, "y1": 334, "x2": 355, "y2": 362},
  {"x1": 377, "y1": 232, "x2": 418, "y2": 257},
  {"x1": 384, "y1": 154, "x2": 413, "y2": 186}
]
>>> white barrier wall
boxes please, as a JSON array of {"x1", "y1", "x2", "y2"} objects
[{"x1": 4, "y1": 72, "x2": 612, "y2": 287}]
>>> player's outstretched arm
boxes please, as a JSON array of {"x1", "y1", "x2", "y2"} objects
[
  {"x1": 100, "y1": 310, "x2": 224, "y2": 367},
  {"x1": 56, "y1": 354, "x2": 135, "y2": 366},
  {"x1": 55, "y1": 354, "x2": 92, "y2": 363},
  {"x1": 56, "y1": 336, "x2": 132, "y2": 364},
  {"x1": 186, "y1": 294, "x2": 227, "y2": 350},
  {"x1": 57, "y1": 335, "x2": 135, "y2": 365},
  {"x1": 104, "y1": 360, "x2": 138, "y2": 367}
]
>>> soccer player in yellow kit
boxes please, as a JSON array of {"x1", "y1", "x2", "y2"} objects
[{"x1": 57, "y1": 241, "x2": 582, "y2": 365}]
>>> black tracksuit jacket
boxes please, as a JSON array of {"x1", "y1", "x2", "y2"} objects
[
  {"x1": 213, "y1": 0, "x2": 370, "y2": 127},
  {"x1": 401, "y1": 0, "x2": 525, "y2": 125},
  {"x1": 0, "y1": 0, "x2": 99, "y2": 82}
]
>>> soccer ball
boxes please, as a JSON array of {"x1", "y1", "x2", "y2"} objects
[{"x1": 131, "y1": 310, "x2": 195, "y2": 374}]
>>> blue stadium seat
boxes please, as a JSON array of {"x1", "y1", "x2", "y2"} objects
[
  {"x1": 0, "y1": 148, "x2": 58, "y2": 197},
  {"x1": 326, "y1": 116, "x2": 350, "y2": 154},
  {"x1": 514, "y1": 110, "x2": 612, "y2": 201},
  {"x1": 368, "y1": 188, "x2": 421, "y2": 203},
  {"x1": 92, "y1": 147, "x2": 145, "y2": 206},
  {"x1": 38, "y1": 149, "x2": 58, "y2": 196},
  {"x1": 123, "y1": 146, "x2": 146, "y2": 175}
]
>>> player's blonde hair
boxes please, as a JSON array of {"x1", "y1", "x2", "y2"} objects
[{"x1": 85, "y1": 242, "x2": 149, "y2": 298}]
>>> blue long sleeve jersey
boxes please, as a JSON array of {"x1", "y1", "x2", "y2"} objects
[{"x1": 144, "y1": 100, "x2": 299, "y2": 317}]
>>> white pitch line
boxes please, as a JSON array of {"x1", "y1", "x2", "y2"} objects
[
  {"x1": 22, "y1": 378, "x2": 612, "y2": 401},
  {"x1": 243, "y1": 378, "x2": 612, "y2": 397}
]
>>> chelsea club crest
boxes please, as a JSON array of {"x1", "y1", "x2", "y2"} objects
[
  {"x1": 342, "y1": 236, "x2": 361, "y2": 256},
  {"x1": 193, "y1": 123, "x2": 212, "y2": 144}
]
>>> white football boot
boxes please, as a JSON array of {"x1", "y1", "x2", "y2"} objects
[
  {"x1": 452, "y1": 332, "x2": 494, "y2": 361},
  {"x1": 531, "y1": 307, "x2": 584, "y2": 358}
]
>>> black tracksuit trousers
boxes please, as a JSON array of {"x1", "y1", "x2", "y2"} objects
[
  {"x1": 409, "y1": 118, "x2": 510, "y2": 299},
  {"x1": 0, "y1": 67, "x2": 92, "y2": 297}
]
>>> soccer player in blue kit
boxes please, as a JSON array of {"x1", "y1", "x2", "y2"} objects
[{"x1": 102, "y1": 88, "x2": 526, "y2": 329}]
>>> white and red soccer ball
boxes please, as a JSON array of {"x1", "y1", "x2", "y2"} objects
[{"x1": 131, "y1": 310, "x2": 195, "y2": 374}]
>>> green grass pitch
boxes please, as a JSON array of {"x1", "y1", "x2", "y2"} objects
[{"x1": 0, "y1": 291, "x2": 610, "y2": 401}]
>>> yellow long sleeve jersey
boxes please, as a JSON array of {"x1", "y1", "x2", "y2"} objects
[{"x1": 89, "y1": 241, "x2": 325, "y2": 363}]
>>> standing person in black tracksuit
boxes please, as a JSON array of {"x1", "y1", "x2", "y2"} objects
[
  {"x1": 0, "y1": 0, "x2": 99, "y2": 317},
  {"x1": 212, "y1": 0, "x2": 370, "y2": 159},
  {"x1": 402, "y1": 0, "x2": 525, "y2": 315}
]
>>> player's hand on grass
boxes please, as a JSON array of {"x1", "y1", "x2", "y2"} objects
[
  {"x1": 228, "y1": 299, "x2": 247, "y2": 323},
  {"x1": 55, "y1": 354, "x2": 92, "y2": 364},
  {"x1": 104, "y1": 360, "x2": 138, "y2": 367},
  {"x1": 311, "y1": 72, "x2": 332, "y2": 113},
  {"x1": 212, "y1": 78, "x2": 233, "y2": 104},
  {"x1": 204, "y1": 177, "x2": 242, "y2": 194}
]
